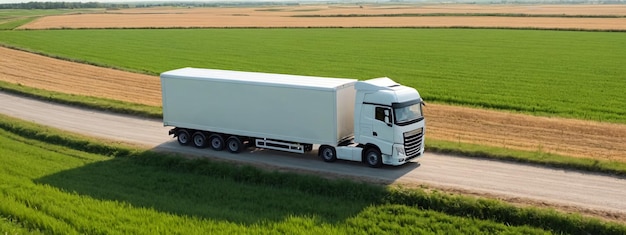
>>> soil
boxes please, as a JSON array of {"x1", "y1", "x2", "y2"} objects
[
  {"x1": 0, "y1": 47, "x2": 160, "y2": 106},
  {"x1": 19, "y1": 4, "x2": 626, "y2": 30},
  {"x1": 2, "y1": 46, "x2": 625, "y2": 162}
]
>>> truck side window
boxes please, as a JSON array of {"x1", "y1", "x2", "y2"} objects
[{"x1": 375, "y1": 107, "x2": 386, "y2": 122}]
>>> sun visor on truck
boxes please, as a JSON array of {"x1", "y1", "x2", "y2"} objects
[{"x1": 355, "y1": 77, "x2": 400, "y2": 91}]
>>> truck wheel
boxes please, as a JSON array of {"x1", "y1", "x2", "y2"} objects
[
  {"x1": 176, "y1": 129, "x2": 190, "y2": 146},
  {"x1": 209, "y1": 134, "x2": 225, "y2": 151},
  {"x1": 319, "y1": 145, "x2": 337, "y2": 162},
  {"x1": 226, "y1": 136, "x2": 243, "y2": 153},
  {"x1": 365, "y1": 148, "x2": 383, "y2": 168},
  {"x1": 192, "y1": 132, "x2": 207, "y2": 148}
]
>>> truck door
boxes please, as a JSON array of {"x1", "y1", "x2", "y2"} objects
[{"x1": 371, "y1": 106, "x2": 394, "y2": 155}]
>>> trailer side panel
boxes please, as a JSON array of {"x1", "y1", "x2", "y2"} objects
[{"x1": 161, "y1": 68, "x2": 357, "y2": 146}]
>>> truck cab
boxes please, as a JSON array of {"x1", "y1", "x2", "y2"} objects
[{"x1": 353, "y1": 77, "x2": 425, "y2": 167}]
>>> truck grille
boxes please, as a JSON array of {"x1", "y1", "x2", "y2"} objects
[{"x1": 403, "y1": 128, "x2": 423, "y2": 158}]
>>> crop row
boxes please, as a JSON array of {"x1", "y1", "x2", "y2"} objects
[
  {"x1": 0, "y1": 28, "x2": 624, "y2": 123},
  {"x1": 1, "y1": 114, "x2": 625, "y2": 234}
]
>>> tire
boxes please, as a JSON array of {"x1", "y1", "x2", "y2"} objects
[
  {"x1": 226, "y1": 136, "x2": 243, "y2": 153},
  {"x1": 320, "y1": 145, "x2": 337, "y2": 162},
  {"x1": 209, "y1": 134, "x2": 225, "y2": 151},
  {"x1": 365, "y1": 148, "x2": 383, "y2": 168},
  {"x1": 176, "y1": 129, "x2": 190, "y2": 146},
  {"x1": 192, "y1": 132, "x2": 207, "y2": 148}
]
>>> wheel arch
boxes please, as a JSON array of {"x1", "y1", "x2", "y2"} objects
[
  {"x1": 361, "y1": 143, "x2": 380, "y2": 163},
  {"x1": 319, "y1": 144, "x2": 337, "y2": 162}
]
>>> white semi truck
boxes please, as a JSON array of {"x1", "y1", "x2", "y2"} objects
[{"x1": 160, "y1": 68, "x2": 425, "y2": 167}]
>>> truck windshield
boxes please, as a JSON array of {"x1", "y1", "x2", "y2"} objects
[{"x1": 394, "y1": 102, "x2": 423, "y2": 125}]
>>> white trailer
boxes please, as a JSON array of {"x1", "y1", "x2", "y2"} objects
[{"x1": 161, "y1": 68, "x2": 426, "y2": 167}]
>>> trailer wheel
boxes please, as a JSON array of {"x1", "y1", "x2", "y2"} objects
[
  {"x1": 226, "y1": 136, "x2": 243, "y2": 153},
  {"x1": 320, "y1": 145, "x2": 337, "y2": 162},
  {"x1": 365, "y1": 148, "x2": 383, "y2": 168},
  {"x1": 176, "y1": 129, "x2": 191, "y2": 146},
  {"x1": 192, "y1": 132, "x2": 207, "y2": 148},
  {"x1": 209, "y1": 134, "x2": 225, "y2": 151}
]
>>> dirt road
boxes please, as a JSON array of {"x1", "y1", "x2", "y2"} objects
[
  {"x1": 1, "y1": 92, "x2": 625, "y2": 220},
  {"x1": 2, "y1": 47, "x2": 625, "y2": 161}
]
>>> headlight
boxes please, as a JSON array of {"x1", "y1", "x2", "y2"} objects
[{"x1": 395, "y1": 145, "x2": 405, "y2": 155}]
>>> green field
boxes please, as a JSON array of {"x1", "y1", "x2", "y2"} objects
[
  {"x1": 1, "y1": 114, "x2": 625, "y2": 234},
  {"x1": 0, "y1": 9, "x2": 101, "y2": 29},
  {"x1": 0, "y1": 9, "x2": 86, "y2": 19},
  {"x1": 0, "y1": 29, "x2": 625, "y2": 123}
]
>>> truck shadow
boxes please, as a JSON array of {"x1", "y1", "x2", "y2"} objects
[
  {"x1": 152, "y1": 140, "x2": 421, "y2": 184},
  {"x1": 35, "y1": 141, "x2": 420, "y2": 226}
]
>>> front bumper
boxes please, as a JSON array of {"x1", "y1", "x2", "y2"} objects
[{"x1": 386, "y1": 144, "x2": 424, "y2": 166}]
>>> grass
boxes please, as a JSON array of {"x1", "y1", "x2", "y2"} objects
[
  {"x1": 0, "y1": 9, "x2": 103, "y2": 30},
  {"x1": 0, "y1": 16, "x2": 36, "y2": 30},
  {"x1": 0, "y1": 9, "x2": 101, "y2": 20},
  {"x1": 0, "y1": 216, "x2": 41, "y2": 235},
  {"x1": 0, "y1": 28, "x2": 624, "y2": 123},
  {"x1": 3, "y1": 82, "x2": 625, "y2": 176},
  {"x1": 1, "y1": 113, "x2": 625, "y2": 234}
]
